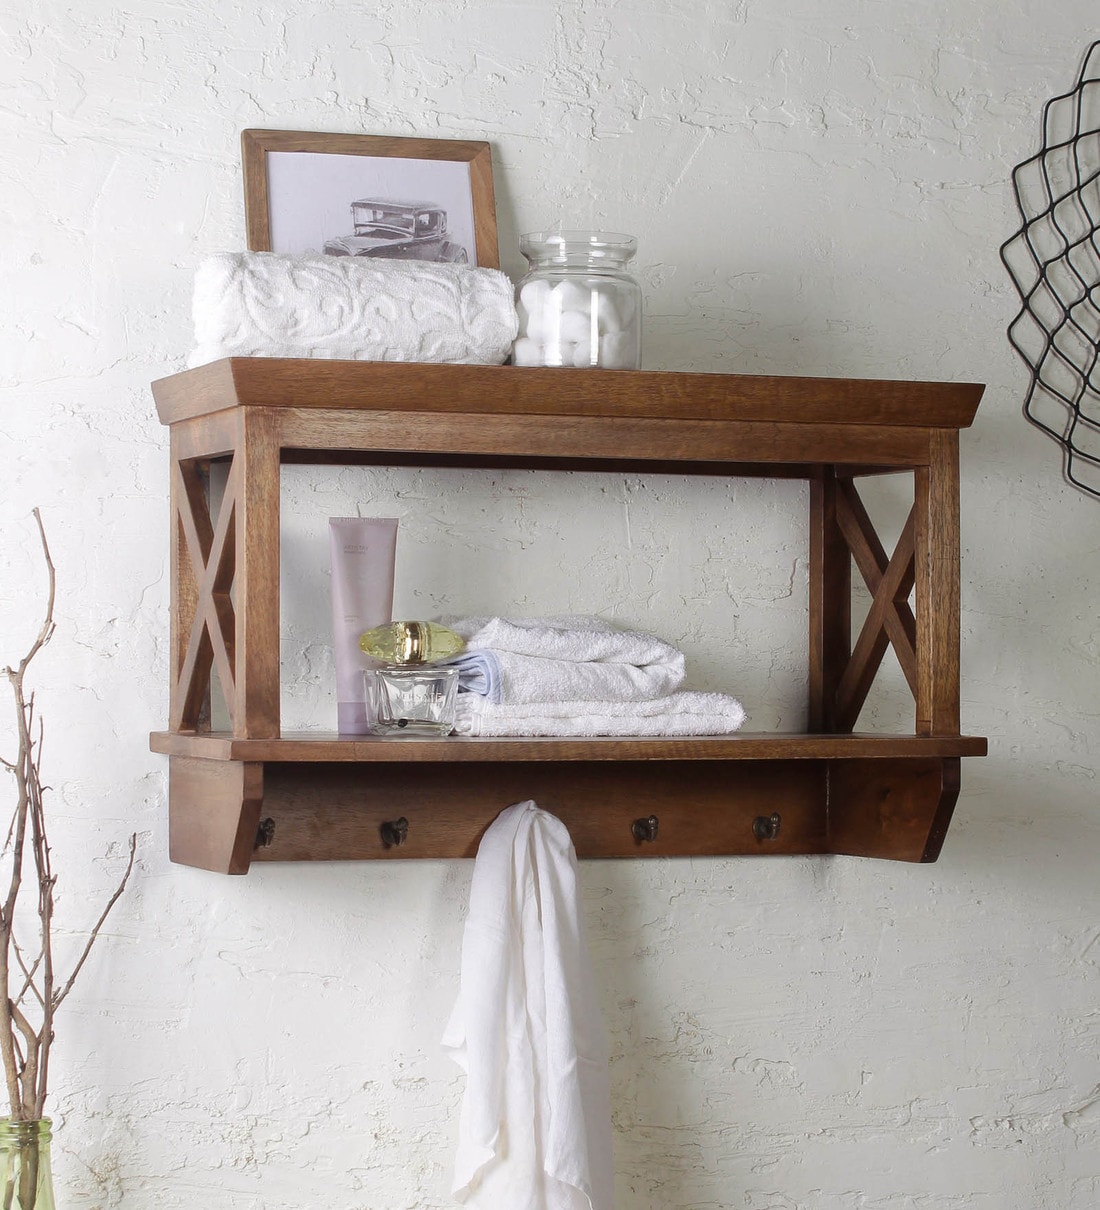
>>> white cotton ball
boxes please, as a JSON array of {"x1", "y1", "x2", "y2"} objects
[
  {"x1": 544, "y1": 339, "x2": 577, "y2": 367},
  {"x1": 550, "y1": 280, "x2": 591, "y2": 314},
  {"x1": 519, "y1": 281, "x2": 554, "y2": 341},
  {"x1": 536, "y1": 303, "x2": 564, "y2": 346},
  {"x1": 524, "y1": 308, "x2": 551, "y2": 343},
  {"x1": 519, "y1": 279, "x2": 552, "y2": 315},
  {"x1": 596, "y1": 292, "x2": 623, "y2": 333},
  {"x1": 573, "y1": 341, "x2": 598, "y2": 368},
  {"x1": 512, "y1": 337, "x2": 544, "y2": 366},
  {"x1": 558, "y1": 309, "x2": 592, "y2": 344},
  {"x1": 598, "y1": 331, "x2": 636, "y2": 369}
]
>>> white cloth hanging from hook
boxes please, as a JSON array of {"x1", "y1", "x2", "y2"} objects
[{"x1": 442, "y1": 800, "x2": 614, "y2": 1210}]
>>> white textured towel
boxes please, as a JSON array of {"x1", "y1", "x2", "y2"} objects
[
  {"x1": 188, "y1": 252, "x2": 518, "y2": 367},
  {"x1": 447, "y1": 615, "x2": 686, "y2": 704},
  {"x1": 454, "y1": 690, "x2": 746, "y2": 736},
  {"x1": 442, "y1": 801, "x2": 613, "y2": 1210}
]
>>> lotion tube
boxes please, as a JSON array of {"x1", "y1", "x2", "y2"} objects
[{"x1": 329, "y1": 517, "x2": 399, "y2": 733}]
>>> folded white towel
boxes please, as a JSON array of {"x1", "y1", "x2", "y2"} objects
[
  {"x1": 454, "y1": 690, "x2": 746, "y2": 736},
  {"x1": 446, "y1": 615, "x2": 686, "y2": 704},
  {"x1": 442, "y1": 801, "x2": 614, "y2": 1210},
  {"x1": 188, "y1": 252, "x2": 518, "y2": 368},
  {"x1": 442, "y1": 649, "x2": 504, "y2": 701}
]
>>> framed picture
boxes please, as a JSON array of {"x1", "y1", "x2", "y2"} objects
[{"x1": 241, "y1": 129, "x2": 499, "y2": 269}]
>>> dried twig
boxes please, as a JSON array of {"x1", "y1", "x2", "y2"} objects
[{"x1": 1, "y1": 509, "x2": 136, "y2": 1123}]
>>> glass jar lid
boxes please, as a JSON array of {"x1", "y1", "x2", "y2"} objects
[{"x1": 519, "y1": 230, "x2": 638, "y2": 269}]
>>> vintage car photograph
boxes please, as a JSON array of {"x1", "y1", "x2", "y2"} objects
[
  {"x1": 249, "y1": 136, "x2": 488, "y2": 266},
  {"x1": 322, "y1": 198, "x2": 470, "y2": 263}
]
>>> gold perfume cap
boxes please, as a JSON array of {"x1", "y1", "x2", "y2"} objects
[{"x1": 359, "y1": 621, "x2": 466, "y2": 665}]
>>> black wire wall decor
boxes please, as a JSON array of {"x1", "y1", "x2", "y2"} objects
[{"x1": 1000, "y1": 39, "x2": 1100, "y2": 499}]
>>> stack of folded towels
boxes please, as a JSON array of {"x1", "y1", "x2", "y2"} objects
[
  {"x1": 442, "y1": 615, "x2": 746, "y2": 737},
  {"x1": 188, "y1": 251, "x2": 519, "y2": 367}
]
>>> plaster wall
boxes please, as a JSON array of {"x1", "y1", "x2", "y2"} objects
[{"x1": 1, "y1": 1, "x2": 1099, "y2": 1207}]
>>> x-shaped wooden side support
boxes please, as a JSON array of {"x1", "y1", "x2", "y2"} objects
[
  {"x1": 170, "y1": 456, "x2": 239, "y2": 732},
  {"x1": 832, "y1": 478, "x2": 919, "y2": 731}
]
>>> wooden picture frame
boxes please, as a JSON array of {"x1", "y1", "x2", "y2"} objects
[{"x1": 241, "y1": 129, "x2": 499, "y2": 269}]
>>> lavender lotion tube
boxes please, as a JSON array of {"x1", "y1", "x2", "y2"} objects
[{"x1": 329, "y1": 517, "x2": 399, "y2": 733}]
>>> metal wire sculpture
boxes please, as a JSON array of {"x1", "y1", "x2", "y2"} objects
[{"x1": 1000, "y1": 40, "x2": 1100, "y2": 499}]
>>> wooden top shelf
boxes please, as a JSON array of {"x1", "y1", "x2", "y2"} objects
[
  {"x1": 150, "y1": 730, "x2": 987, "y2": 763},
  {"x1": 154, "y1": 358, "x2": 985, "y2": 428},
  {"x1": 153, "y1": 359, "x2": 985, "y2": 476}
]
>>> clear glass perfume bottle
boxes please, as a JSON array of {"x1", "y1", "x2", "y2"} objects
[
  {"x1": 360, "y1": 620, "x2": 464, "y2": 736},
  {"x1": 364, "y1": 664, "x2": 460, "y2": 736}
]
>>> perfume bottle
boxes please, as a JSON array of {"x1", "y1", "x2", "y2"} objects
[
  {"x1": 360, "y1": 620, "x2": 464, "y2": 736},
  {"x1": 364, "y1": 664, "x2": 460, "y2": 736},
  {"x1": 359, "y1": 620, "x2": 466, "y2": 665}
]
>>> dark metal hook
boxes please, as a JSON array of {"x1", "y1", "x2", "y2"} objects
[
  {"x1": 380, "y1": 816, "x2": 409, "y2": 848},
  {"x1": 254, "y1": 817, "x2": 276, "y2": 849},
  {"x1": 632, "y1": 815, "x2": 659, "y2": 843},
  {"x1": 753, "y1": 812, "x2": 782, "y2": 841}
]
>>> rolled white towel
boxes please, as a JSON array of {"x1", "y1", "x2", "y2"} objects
[
  {"x1": 188, "y1": 252, "x2": 518, "y2": 368},
  {"x1": 444, "y1": 615, "x2": 686, "y2": 704},
  {"x1": 454, "y1": 691, "x2": 747, "y2": 737}
]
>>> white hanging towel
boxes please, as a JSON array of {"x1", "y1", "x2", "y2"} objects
[{"x1": 442, "y1": 801, "x2": 614, "y2": 1210}]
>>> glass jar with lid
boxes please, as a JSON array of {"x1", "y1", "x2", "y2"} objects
[{"x1": 512, "y1": 231, "x2": 642, "y2": 369}]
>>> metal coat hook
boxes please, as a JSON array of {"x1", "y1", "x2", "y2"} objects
[
  {"x1": 632, "y1": 815, "x2": 659, "y2": 843},
  {"x1": 380, "y1": 817, "x2": 409, "y2": 848},
  {"x1": 753, "y1": 812, "x2": 781, "y2": 841},
  {"x1": 254, "y1": 817, "x2": 276, "y2": 849}
]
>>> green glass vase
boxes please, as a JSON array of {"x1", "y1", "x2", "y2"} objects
[{"x1": 0, "y1": 1120, "x2": 55, "y2": 1210}]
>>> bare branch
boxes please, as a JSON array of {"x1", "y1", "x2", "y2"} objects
[
  {"x1": 15, "y1": 510, "x2": 56, "y2": 680},
  {"x1": 8, "y1": 994, "x2": 40, "y2": 1115},
  {"x1": 11, "y1": 938, "x2": 45, "y2": 1012},
  {"x1": 52, "y1": 833, "x2": 137, "y2": 1013},
  {"x1": 2, "y1": 510, "x2": 136, "y2": 1122}
]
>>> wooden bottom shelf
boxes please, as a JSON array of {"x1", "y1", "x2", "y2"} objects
[{"x1": 149, "y1": 731, "x2": 986, "y2": 873}]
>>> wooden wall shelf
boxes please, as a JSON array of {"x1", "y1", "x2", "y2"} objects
[{"x1": 150, "y1": 358, "x2": 986, "y2": 873}]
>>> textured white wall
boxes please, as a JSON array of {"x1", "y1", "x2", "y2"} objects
[{"x1": 2, "y1": 1, "x2": 1099, "y2": 1207}]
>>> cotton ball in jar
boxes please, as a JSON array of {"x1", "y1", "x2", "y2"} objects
[
  {"x1": 573, "y1": 342, "x2": 599, "y2": 368},
  {"x1": 599, "y1": 331, "x2": 636, "y2": 369},
  {"x1": 518, "y1": 278, "x2": 552, "y2": 320},
  {"x1": 517, "y1": 279, "x2": 553, "y2": 342},
  {"x1": 596, "y1": 291, "x2": 625, "y2": 334},
  {"x1": 544, "y1": 340, "x2": 578, "y2": 368},
  {"x1": 512, "y1": 337, "x2": 545, "y2": 366},
  {"x1": 549, "y1": 279, "x2": 591, "y2": 314},
  {"x1": 558, "y1": 310, "x2": 592, "y2": 345}
]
